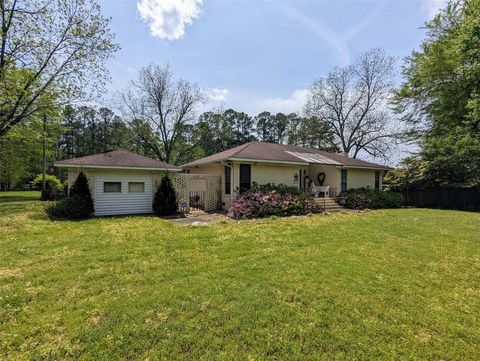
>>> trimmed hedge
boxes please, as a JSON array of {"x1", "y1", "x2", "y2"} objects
[
  {"x1": 340, "y1": 188, "x2": 403, "y2": 210},
  {"x1": 45, "y1": 171, "x2": 94, "y2": 220},
  {"x1": 228, "y1": 185, "x2": 320, "y2": 219},
  {"x1": 45, "y1": 196, "x2": 93, "y2": 220}
]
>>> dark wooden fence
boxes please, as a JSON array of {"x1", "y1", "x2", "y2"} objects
[{"x1": 404, "y1": 187, "x2": 480, "y2": 211}]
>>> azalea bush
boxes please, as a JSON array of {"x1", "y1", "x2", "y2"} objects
[
  {"x1": 228, "y1": 187, "x2": 320, "y2": 219},
  {"x1": 340, "y1": 188, "x2": 403, "y2": 210}
]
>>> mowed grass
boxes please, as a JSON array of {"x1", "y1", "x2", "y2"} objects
[{"x1": 0, "y1": 193, "x2": 479, "y2": 360}]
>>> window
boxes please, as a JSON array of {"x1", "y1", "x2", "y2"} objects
[
  {"x1": 128, "y1": 182, "x2": 145, "y2": 193},
  {"x1": 104, "y1": 182, "x2": 121, "y2": 193},
  {"x1": 375, "y1": 171, "x2": 380, "y2": 190},
  {"x1": 224, "y1": 166, "x2": 231, "y2": 195},
  {"x1": 239, "y1": 164, "x2": 251, "y2": 193},
  {"x1": 341, "y1": 169, "x2": 348, "y2": 192}
]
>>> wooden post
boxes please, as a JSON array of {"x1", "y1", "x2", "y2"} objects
[{"x1": 42, "y1": 113, "x2": 47, "y2": 199}]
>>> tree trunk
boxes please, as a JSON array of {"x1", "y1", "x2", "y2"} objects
[{"x1": 42, "y1": 114, "x2": 47, "y2": 200}]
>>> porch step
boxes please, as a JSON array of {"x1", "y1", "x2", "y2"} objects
[{"x1": 313, "y1": 198, "x2": 346, "y2": 212}]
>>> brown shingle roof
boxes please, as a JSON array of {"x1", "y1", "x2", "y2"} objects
[
  {"x1": 183, "y1": 141, "x2": 390, "y2": 170},
  {"x1": 54, "y1": 150, "x2": 181, "y2": 170}
]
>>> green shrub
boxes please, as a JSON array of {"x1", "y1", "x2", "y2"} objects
[
  {"x1": 45, "y1": 171, "x2": 94, "y2": 220},
  {"x1": 340, "y1": 188, "x2": 403, "y2": 210},
  {"x1": 228, "y1": 188, "x2": 320, "y2": 219},
  {"x1": 33, "y1": 174, "x2": 62, "y2": 190},
  {"x1": 153, "y1": 175, "x2": 177, "y2": 216},
  {"x1": 45, "y1": 196, "x2": 93, "y2": 220},
  {"x1": 251, "y1": 182, "x2": 303, "y2": 196},
  {"x1": 33, "y1": 174, "x2": 63, "y2": 200},
  {"x1": 69, "y1": 171, "x2": 94, "y2": 215}
]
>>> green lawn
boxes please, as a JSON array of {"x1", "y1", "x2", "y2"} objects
[{"x1": 1, "y1": 193, "x2": 479, "y2": 360}]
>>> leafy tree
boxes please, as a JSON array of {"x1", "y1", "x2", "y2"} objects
[
  {"x1": 286, "y1": 113, "x2": 339, "y2": 151},
  {"x1": 120, "y1": 64, "x2": 206, "y2": 164},
  {"x1": 0, "y1": 0, "x2": 119, "y2": 137},
  {"x1": 0, "y1": 113, "x2": 62, "y2": 190},
  {"x1": 255, "y1": 111, "x2": 275, "y2": 142},
  {"x1": 395, "y1": 0, "x2": 480, "y2": 186},
  {"x1": 153, "y1": 175, "x2": 177, "y2": 216},
  {"x1": 306, "y1": 48, "x2": 399, "y2": 159}
]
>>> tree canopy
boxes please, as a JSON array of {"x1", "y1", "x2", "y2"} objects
[
  {"x1": 395, "y1": 0, "x2": 480, "y2": 186},
  {"x1": 0, "y1": 0, "x2": 119, "y2": 137}
]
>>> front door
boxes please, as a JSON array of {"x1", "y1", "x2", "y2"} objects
[
  {"x1": 239, "y1": 164, "x2": 251, "y2": 193},
  {"x1": 341, "y1": 169, "x2": 348, "y2": 192}
]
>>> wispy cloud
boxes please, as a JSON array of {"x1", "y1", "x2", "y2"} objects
[
  {"x1": 137, "y1": 0, "x2": 203, "y2": 40},
  {"x1": 256, "y1": 89, "x2": 308, "y2": 114},
  {"x1": 280, "y1": 5, "x2": 350, "y2": 66},
  {"x1": 343, "y1": 2, "x2": 384, "y2": 40},
  {"x1": 207, "y1": 87, "x2": 230, "y2": 102},
  {"x1": 421, "y1": 0, "x2": 448, "y2": 19}
]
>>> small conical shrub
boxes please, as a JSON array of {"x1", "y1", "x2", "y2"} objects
[
  {"x1": 46, "y1": 171, "x2": 94, "y2": 220},
  {"x1": 153, "y1": 175, "x2": 177, "y2": 216},
  {"x1": 69, "y1": 171, "x2": 94, "y2": 215}
]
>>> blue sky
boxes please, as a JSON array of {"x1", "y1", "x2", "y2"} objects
[{"x1": 101, "y1": 0, "x2": 446, "y2": 115}]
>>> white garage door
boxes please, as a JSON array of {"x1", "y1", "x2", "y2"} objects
[{"x1": 94, "y1": 172, "x2": 153, "y2": 216}]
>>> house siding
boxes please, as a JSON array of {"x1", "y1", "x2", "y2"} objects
[
  {"x1": 68, "y1": 168, "x2": 164, "y2": 216},
  {"x1": 346, "y1": 168, "x2": 383, "y2": 189}
]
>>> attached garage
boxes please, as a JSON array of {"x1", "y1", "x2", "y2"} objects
[{"x1": 54, "y1": 150, "x2": 181, "y2": 216}]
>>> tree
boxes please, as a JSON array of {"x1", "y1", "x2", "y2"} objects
[
  {"x1": 286, "y1": 114, "x2": 339, "y2": 151},
  {"x1": 255, "y1": 111, "x2": 275, "y2": 142},
  {"x1": 120, "y1": 64, "x2": 205, "y2": 164},
  {"x1": 153, "y1": 174, "x2": 177, "y2": 216},
  {"x1": 0, "y1": 112, "x2": 62, "y2": 190},
  {"x1": 69, "y1": 171, "x2": 94, "y2": 215},
  {"x1": 395, "y1": 0, "x2": 480, "y2": 186},
  {"x1": 305, "y1": 48, "x2": 398, "y2": 159},
  {"x1": 0, "y1": 0, "x2": 119, "y2": 137}
]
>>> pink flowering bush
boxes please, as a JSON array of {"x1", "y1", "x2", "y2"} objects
[{"x1": 228, "y1": 188, "x2": 320, "y2": 219}]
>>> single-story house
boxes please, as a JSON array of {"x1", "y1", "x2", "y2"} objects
[
  {"x1": 54, "y1": 150, "x2": 181, "y2": 216},
  {"x1": 55, "y1": 142, "x2": 390, "y2": 216},
  {"x1": 183, "y1": 141, "x2": 390, "y2": 209}
]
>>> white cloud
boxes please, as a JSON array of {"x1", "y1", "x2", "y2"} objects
[
  {"x1": 280, "y1": 5, "x2": 350, "y2": 66},
  {"x1": 421, "y1": 0, "x2": 448, "y2": 19},
  {"x1": 137, "y1": 0, "x2": 203, "y2": 40},
  {"x1": 256, "y1": 89, "x2": 308, "y2": 114},
  {"x1": 207, "y1": 88, "x2": 230, "y2": 102}
]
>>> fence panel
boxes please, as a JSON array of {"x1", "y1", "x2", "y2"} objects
[{"x1": 405, "y1": 187, "x2": 480, "y2": 211}]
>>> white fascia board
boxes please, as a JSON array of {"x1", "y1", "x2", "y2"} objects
[
  {"x1": 342, "y1": 165, "x2": 391, "y2": 171},
  {"x1": 228, "y1": 157, "x2": 309, "y2": 166},
  {"x1": 54, "y1": 163, "x2": 182, "y2": 172}
]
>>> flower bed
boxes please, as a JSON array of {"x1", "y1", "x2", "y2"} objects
[{"x1": 228, "y1": 186, "x2": 320, "y2": 219}]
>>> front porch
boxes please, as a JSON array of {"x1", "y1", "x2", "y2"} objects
[{"x1": 300, "y1": 164, "x2": 342, "y2": 198}]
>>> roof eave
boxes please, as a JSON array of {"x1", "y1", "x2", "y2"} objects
[
  {"x1": 341, "y1": 165, "x2": 391, "y2": 171},
  {"x1": 228, "y1": 157, "x2": 309, "y2": 166},
  {"x1": 54, "y1": 163, "x2": 181, "y2": 172}
]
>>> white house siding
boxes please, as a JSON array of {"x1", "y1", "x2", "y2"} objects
[
  {"x1": 68, "y1": 168, "x2": 163, "y2": 216},
  {"x1": 346, "y1": 168, "x2": 382, "y2": 189},
  {"x1": 93, "y1": 171, "x2": 155, "y2": 216}
]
